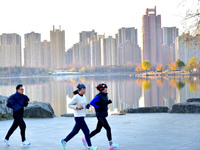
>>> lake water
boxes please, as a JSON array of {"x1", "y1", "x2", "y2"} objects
[{"x1": 0, "y1": 75, "x2": 200, "y2": 116}]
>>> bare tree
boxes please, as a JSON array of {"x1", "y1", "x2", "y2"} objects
[{"x1": 179, "y1": 0, "x2": 200, "y2": 35}]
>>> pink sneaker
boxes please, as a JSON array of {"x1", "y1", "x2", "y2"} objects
[
  {"x1": 109, "y1": 143, "x2": 119, "y2": 149},
  {"x1": 82, "y1": 137, "x2": 87, "y2": 148}
]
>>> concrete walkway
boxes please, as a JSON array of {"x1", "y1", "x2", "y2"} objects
[{"x1": 0, "y1": 114, "x2": 200, "y2": 150}]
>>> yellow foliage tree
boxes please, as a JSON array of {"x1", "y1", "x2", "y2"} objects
[
  {"x1": 188, "y1": 57, "x2": 199, "y2": 72},
  {"x1": 168, "y1": 63, "x2": 177, "y2": 75},
  {"x1": 156, "y1": 64, "x2": 165, "y2": 73},
  {"x1": 135, "y1": 65, "x2": 143, "y2": 72},
  {"x1": 69, "y1": 68, "x2": 76, "y2": 72},
  {"x1": 79, "y1": 67, "x2": 86, "y2": 73},
  {"x1": 142, "y1": 60, "x2": 152, "y2": 76}
]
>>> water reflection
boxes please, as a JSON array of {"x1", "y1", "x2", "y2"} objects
[{"x1": 0, "y1": 76, "x2": 199, "y2": 116}]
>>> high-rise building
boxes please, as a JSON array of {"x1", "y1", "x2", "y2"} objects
[
  {"x1": 24, "y1": 32, "x2": 41, "y2": 67},
  {"x1": 90, "y1": 34, "x2": 102, "y2": 67},
  {"x1": 118, "y1": 41, "x2": 141, "y2": 65},
  {"x1": 99, "y1": 35, "x2": 106, "y2": 66},
  {"x1": 162, "y1": 27, "x2": 179, "y2": 46},
  {"x1": 175, "y1": 33, "x2": 200, "y2": 64},
  {"x1": 117, "y1": 27, "x2": 141, "y2": 66},
  {"x1": 118, "y1": 27, "x2": 138, "y2": 45},
  {"x1": 162, "y1": 27, "x2": 179, "y2": 65},
  {"x1": 170, "y1": 43, "x2": 176, "y2": 63},
  {"x1": 66, "y1": 48, "x2": 73, "y2": 65},
  {"x1": 142, "y1": 6, "x2": 162, "y2": 65},
  {"x1": 0, "y1": 33, "x2": 21, "y2": 67},
  {"x1": 40, "y1": 40, "x2": 51, "y2": 67},
  {"x1": 79, "y1": 30, "x2": 97, "y2": 66},
  {"x1": 50, "y1": 25, "x2": 65, "y2": 68},
  {"x1": 105, "y1": 36, "x2": 117, "y2": 66},
  {"x1": 162, "y1": 44, "x2": 171, "y2": 65},
  {"x1": 72, "y1": 43, "x2": 79, "y2": 65}
]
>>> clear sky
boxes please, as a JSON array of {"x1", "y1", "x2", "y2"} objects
[{"x1": 0, "y1": 0, "x2": 192, "y2": 49}]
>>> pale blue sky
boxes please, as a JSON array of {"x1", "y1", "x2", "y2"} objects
[{"x1": 0, "y1": 0, "x2": 193, "y2": 49}]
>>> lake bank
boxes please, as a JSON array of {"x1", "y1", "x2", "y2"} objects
[{"x1": 135, "y1": 70, "x2": 200, "y2": 79}]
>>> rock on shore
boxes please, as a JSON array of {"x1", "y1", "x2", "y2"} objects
[
  {"x1": 125, "y1": 106, "x2": 169, "y2": 113},
  {"x1": 0, "y1": 95, "x2": 55, "y2": 119},
  {"x1": 171, "y1": 98, "x2": 200, "y2": 113},
  {"x1": 0, "y1": 96, "x2": 12, "y2": 120},
  {"x1": 24, "y1": 101, "x2": 55, "y2": 118}
]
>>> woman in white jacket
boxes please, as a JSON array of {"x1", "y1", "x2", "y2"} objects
[{"x1": 61, "y1": 83, "x2": 97, "y2": 150}]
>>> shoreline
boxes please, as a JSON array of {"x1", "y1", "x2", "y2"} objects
[{"x1": 0, "y1": 72, "x2": 133, "y2": 79}]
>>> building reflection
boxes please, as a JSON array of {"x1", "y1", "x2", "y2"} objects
[{"x1": 0, "y1": 76, "x2": 199, "y2": 116}]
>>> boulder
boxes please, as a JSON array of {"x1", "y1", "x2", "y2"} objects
[
  {"x1": 171, "y1": 101, "x2": 200, "y2": 113},
  {"x1": 187, "y1": 98, "x2": 200, "y2": 103},
  {"x1": 0, "y1": 95, "x2": 12, "y2": 120},
  {"x1": 61, "y1": 113, "x2": 96, "y2": 117},
  {"x1": 24, "y1": 101, "x2": 55, "y2": 118},
  {"x1": 125, "y1": 106, "x2": 169, "y2": 113}
]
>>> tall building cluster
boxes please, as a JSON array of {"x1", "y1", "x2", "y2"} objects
[
  {"x1": 24, "y1": 26, "x2": 65, "y2": 68},
  {"x1": 0, "y1": 26, "x2": 65, "y2": 68},
  {"x1": 66, "y1": 27, "x2": 141, "y2": 67},
  {"x1": 141, "y1": 6, "x2": 200, "y2": 66},
  {"x1": 0, "y1": 6, "x2": 199, "y2": 68}
]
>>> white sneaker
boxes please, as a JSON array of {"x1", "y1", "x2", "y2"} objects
[
  {"x1": 21, "y1": 140, "x2": 31, "y2": 146},
  {"x1": 2, "y1": 138, "x2": 10, "y2": 146},
  {"x1": 88, "y1": 146, "x2": 98, "y2": 150}
]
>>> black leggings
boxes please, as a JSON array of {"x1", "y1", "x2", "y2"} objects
[
  {"x1": 90, "y1": 117, "x2": 112, "y2": 141},
  {"x1": 5, "y1": 115, "x2": 26, "y2": 142}
]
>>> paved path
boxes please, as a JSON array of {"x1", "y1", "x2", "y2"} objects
[{"x1": 0, "y1": 114, "x2": 200, "y2": 150}]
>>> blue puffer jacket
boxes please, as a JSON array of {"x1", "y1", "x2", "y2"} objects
[{"x1": 8, "y1": 92, "x2": 30, "y2": 112}]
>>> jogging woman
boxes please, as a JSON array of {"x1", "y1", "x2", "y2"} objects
[
  {"x1": 60, "y1": 83, "x2": 97, "y2": 150},
  {"x1": 86, "y1": 83, "x2": 119, "y2": 150}
]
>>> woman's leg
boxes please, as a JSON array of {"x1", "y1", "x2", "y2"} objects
[
  {"x1": 64, "y1": 118, "x2": 80, "y2": 142},
  {"x1": 97, "y1": 117, "x2": 112, "y2": 141},
  {"x1": 90, "y1": 119, "x2": 103, "y2": 138},
  {"x1": 77, "y1": 117, "x2": 92, "y2": 147}
]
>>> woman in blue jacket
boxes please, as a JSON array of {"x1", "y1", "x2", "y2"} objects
[{"x1": 87, "y1": 83, "x2": 119, "y2": 150}]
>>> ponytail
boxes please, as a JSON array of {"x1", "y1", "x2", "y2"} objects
[{"x1": 73, "y1": 90, "x2": 79, "y2": 95}]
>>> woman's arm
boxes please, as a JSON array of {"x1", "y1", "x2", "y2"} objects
[
  {"x1": 68, "y1": 96, "x2": 78, "y2": 109},
  {"x1": 90, "y1": 96, "x2": 100, "y2": 108}
]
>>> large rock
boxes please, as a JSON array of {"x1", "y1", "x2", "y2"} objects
[
  {"x1": 0, "y1": 95, "x2": 12, "y2": 120},
  {"x1": 24, "y1": 101, "x2": 55, "y2": 118},
  {"x1": 187, "y1": 98, "x2": 200, "y2": 103},
  {"x1": 171, "y1": 100, "x2": 200, "y2": 113},
  {"x1": 125, "y1": 106, "x2": 169, "y2": 113}
]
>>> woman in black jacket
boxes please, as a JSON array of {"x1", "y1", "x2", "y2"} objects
[{"x1": 87, "y1": 83, "x2": 119, "y2": 150}]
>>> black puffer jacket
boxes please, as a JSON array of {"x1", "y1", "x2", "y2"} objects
[{"x1": 94, "y1": 92, "x2": 109, "y2": 117}]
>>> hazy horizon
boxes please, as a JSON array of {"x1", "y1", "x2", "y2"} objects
[{"x1": 0, "y1": 0, "x2": 193, "y2": 50}]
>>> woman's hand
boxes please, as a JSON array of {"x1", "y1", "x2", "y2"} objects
[
  {"x1": 76, "y1": 105, "x2": 83, "y2": 110},
  {"x1": 107, "y1": 99, "x2": 112, "y2": 105},
  {"x1": 86, "y1": 103, "x2": 90, "y2": 109}
]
